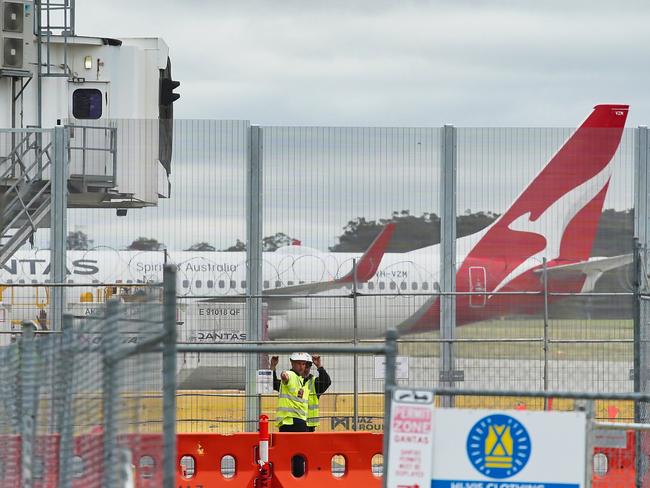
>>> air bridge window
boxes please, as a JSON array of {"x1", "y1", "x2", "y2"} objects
[{"x1": 72, "y1": 89, "x2": 103, "y2": 119}]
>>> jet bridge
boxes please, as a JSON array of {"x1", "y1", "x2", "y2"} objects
[{"x1": 0, "y1": 0, "x2": 180, "y2": 264}]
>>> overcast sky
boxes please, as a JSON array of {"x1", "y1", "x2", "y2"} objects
[
  {"x1": 60, "y1": 1, "x2": 646, "y2": 250},
  {"x1": 77, "y1": 0, "x2": 650, "y2": 127}
]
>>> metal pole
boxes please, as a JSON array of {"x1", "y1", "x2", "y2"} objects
[
  {"x1": 353, "y1": 258, "x2": 358, "y2": 431},
  {"x1": 579, "y1": 400, "x2": 595, "y2": 488},
  {"x1": 542, "y1": 257, "x2": 549, "y2": 410},
  {"x1": 162, "y1": 265, "x2": 177, "y2": 488},
  {"x1": 633, "y1": 237, "x2": 643, "y2": 488},
  {"x1": 57, "y1": 314, "x2": 74, "y2": 488},
  {"x1": 634, "y1": 125, "x2": 649, "y2": 488},
  {"x1": 439, "y1": 124, "x2": 457, "y2": 407},
  {"x1": 20, "y1": 321, "x2": 36, "y2": 488},
  {"x1": 245, "y1": 124, "x2": 262, "y2": 430},
  {"x1": 102, "y1": 300, "x2": 120, "y2": 488},
  {"x1": 382, "y1": 328, "x2": 398, "y2": 488},
  {"x1": 36, "y1": 1, "x2": 43, "y2": 130},
  {"x1": 51, "y1": 126, "x2": 68, "y2": 331}
]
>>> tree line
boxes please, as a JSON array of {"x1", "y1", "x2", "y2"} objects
[{"x1": 67, "y1": 208, "x2": 634, "y2": 256}]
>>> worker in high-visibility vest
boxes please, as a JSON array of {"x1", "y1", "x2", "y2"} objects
[
  {"x1": 276, "y1": 352, "x2": 312, "y2": 432},
  {"x1": 271, "y1": 354, "x2": 331, "y2": 432},
  {"x1": 304, "y1": 355, "x2": 331, "y2": 431}
]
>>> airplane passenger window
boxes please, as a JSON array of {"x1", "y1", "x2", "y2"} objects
[
  {"x1": 207, "y1": 280, "x2": 214, "y2": 288},
  {"x1": 422, "y1": 282, "x2": 429, "y2": 290},
  {"x1": 195, "y1": 280, "x2": 202, "y2": 288},
  {"x1": 182, "y1": 280, "x2": 189, "y2": 288},
  {"x1": 31, "y1": 279, "x2": 37, "y2": 284},
  {"x1": 241, "y1": 281, "x2": 246, "y2": 289},
  {"x1": 275, "y1": 281, "x2": 282, "y2": 288},
  {"x1": 218, "y1": 280, "x2": 225, "y2": 288},
  {"x1": 389, "y1": 282, "x2": 397, "y2": 290},
  {"x1": 18, "y1": 279, "x2": 25, "y2": 284},
  {"x1": 368, "y1": 282, "x2": 375, "y2": 290},
  {"x1": 72, "y1": 88, "x2": 103, "y2": 119},
  {"x1": 92, "y1": 279, "x2": 99, "y2": 284},
  {"x1": 358, "y1": 283, "x2": 364, "y2": 290},
  {"x1": 127, "y1": 280, "x2": 133, "y2": 284},
  {"x1": 379, "y1": 282, "x2": 385, "y2": 290},
  {"x1": 230, "y1": 280, "x2": 236, "y2": 289},
  {"x1": 411, "y1": 282, "x2": 418, "y2": 290},
  {"x1": 287, "y1": 281, "x2": 294, "y2": 286},
  {"x1": 264, "y1": 281, "x2": 269, "y2": 289},
  {"x1": 400, "y1": 282, "x2": 407, "y2": 290}
]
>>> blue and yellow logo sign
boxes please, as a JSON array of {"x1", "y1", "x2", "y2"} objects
[{"x1": 466, "y1": 414, "x2": 531, "y2": 479}]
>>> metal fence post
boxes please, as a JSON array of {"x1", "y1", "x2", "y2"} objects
[
  {"x1": 102, "y1": 300, "x2": 120, "y2": 488},
  {"x1": 353, "y1": 259, "x2": 359, "y2": 431},
  {"x1": 440, "y1": 124, "x2": 457, "y2": 407},
  {"x1": 57, "y1": 314, "x2": 75, "y2": 488},
  {"x1": 634, "y1": 125, "x2": 649, "y2": 487},
  {"x1": 382, "y1": 328, "x2": 398, "y2": 488},
  {"x1": 162, "y1": 265, "x2": 178, "y2": 488},
  {"x1": 542, "y1": 257, "x2": 550, "y2": 410},
  {"x1": 245, "y1": 124, "x2": 263, "y2": 430},
  {"x1": 20, "y1": 321, "x2": 36, "y2": 488},
  {"x1": 51, "y1": 125, "x2": 68, "y2": 331},
  {"x1": 575, "y1": 399, "x2": 595, "y2": 488}
]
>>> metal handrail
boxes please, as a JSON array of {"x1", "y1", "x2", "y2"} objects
[{"x1": 66, "y1": 124, "x2": 118, "y2": 185}]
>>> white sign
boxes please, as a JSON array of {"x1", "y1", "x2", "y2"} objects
[
  {"x1": 374, "y1": 355, "x2": 409, "y2": 379},
  {"x1": 256, "y1": 369, "x2": 274, "y2": 394},
  {"x1": 431, "y1": 408, "x2": 587, "y2": 488},
  {"x1": 386, "y1": 388, "x2": 434, "y2": 488}
]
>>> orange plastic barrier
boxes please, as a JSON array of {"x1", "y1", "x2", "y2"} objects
[
  {"x1": 70, "y1": 433, "x2": 165, "y2": 487},
  {"x1": 592, "y1": 430, "x2": 635, "y2": 488},
  {"x1": 269, "y1": 432, "x2": 382, "y2": 487},
  {"x1": 177, "y1": 432, "x2": 258, "y2": 487},
  {"x1": 176, "y1": 432, "x2": 383, "y2": 487}
]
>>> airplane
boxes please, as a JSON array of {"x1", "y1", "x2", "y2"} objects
[{"x1": 0, "y1": 104, "x2": 631, "y2": 341}]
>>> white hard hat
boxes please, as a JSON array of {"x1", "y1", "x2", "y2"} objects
[{"x1": 290, "y1": 352, "x2": 312, "y2": 362}]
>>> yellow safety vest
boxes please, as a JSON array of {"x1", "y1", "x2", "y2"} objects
[
  {"x1": 306, "y1": 376, "x2": 320, "y2": 428},
  {"x1": 276, "y1": 371, "x2": 309, "y2": 427}
]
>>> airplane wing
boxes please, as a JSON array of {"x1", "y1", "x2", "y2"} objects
[
  {"x1": 535, "y1": 254, "x2": 633, "y2": 275},
  {"x1": 201, "y1": 223, "x2": 395, "y2": 303}
]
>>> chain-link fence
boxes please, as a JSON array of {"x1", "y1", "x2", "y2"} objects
[{"x1": 0, "y1": 268, "x2": 176, "y2": 488}]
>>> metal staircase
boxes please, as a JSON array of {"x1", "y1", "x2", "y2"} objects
[{"x1": 0, "y1": 130, "x2": 54, "y2": 265}]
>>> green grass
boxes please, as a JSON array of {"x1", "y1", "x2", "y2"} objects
[{"x1": 398, "y1": 319, "x2": 633, "y2": 361}]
